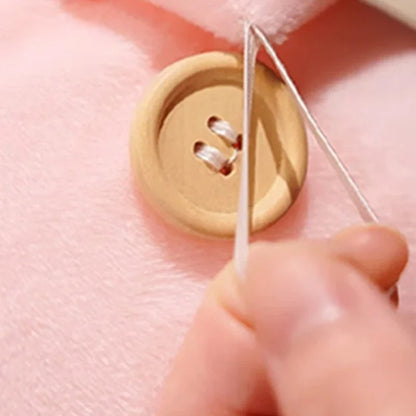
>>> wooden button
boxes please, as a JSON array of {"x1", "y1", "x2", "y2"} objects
[{"x1": 130, "y1": 52, "x2": 307, "y2": 238}]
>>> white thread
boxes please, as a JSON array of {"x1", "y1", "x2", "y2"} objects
[
  {"x1": 252, "y1": 25, "x2": 379, "y2": 224},
  {"x1": 194, "y1": 142, "x2": 230, "y2": 172},
  {"x1": 209, "y1": 118, "x2": 240, "y2": 145},
  {"x1": 234, "y1": 24, "x2": 380, "y2": 283},
  {"x1": 194, "y1": 118, "x2": 241, "y2": 173},
  {"x1": 234, "y1": 22, "x2": 259, "y2": 280}
]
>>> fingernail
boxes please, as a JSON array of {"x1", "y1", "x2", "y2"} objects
[{"x1": 245, "y1": 245, "x2": 366, "y2": 358}]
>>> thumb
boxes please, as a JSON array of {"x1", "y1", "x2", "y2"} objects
[{"x1": 245, "y1": 235, "x2": 416, "y2": 416}]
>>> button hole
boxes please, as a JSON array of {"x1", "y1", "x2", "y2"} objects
[
  {"x1": 207, "y1": 115, "x2": 220, "y2": 128},
  {"x1": 207, "y1": 116, "x2": 242, "y2": 150},
  {"x1": 219, "y1": 164, "x2": 233, "y2": 176},
  {"x1": 234, "y1": 134, "x2": 242, "y2": 150},
  {"x1": 193, "y1": 141, "x2": 204, "y2": 154}
]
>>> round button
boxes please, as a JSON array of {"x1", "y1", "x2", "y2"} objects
[{"x1": 130, "y1": 52, "x2": 307, "y2": 238}]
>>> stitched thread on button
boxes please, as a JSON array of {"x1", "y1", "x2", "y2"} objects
[
  {"x1": 207, "y1": 116, "x2": 242, "y2": 150},
  {"x1": 194, "y1": 117, "x2": 241, "y2": 176}
]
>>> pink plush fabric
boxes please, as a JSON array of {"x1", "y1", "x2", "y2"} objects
[
  {"x1": 144, "y1": 0, "x2": 336, "y2": 43},
  {"x1": 1, "y1": 0, "x2": 415, "y2": 414}
]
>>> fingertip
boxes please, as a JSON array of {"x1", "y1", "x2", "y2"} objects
[
  {"x1": 243, "y1": 235, "x2": 416, "y2": 416},
  {"x1": 333, "y1": 224, "x2": 409, "y2": 290}
]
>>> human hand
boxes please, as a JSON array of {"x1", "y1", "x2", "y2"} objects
[{"x1": 157, "y1": 225, "x2": 415, "y2": 416}]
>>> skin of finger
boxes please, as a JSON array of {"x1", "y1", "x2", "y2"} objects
[
  {"x1": 245, "y1": 245, "x2": 416, "y2": 416},
  {"x1": 157, "y1": 226, "x2": 408, "y2": 415},
  {"x1": 333, "y1": 224, "x2": 409, "y2": 289},
  {"x1": 157, "y1": 279, "x2": 276, "y2": 416},
  {"x1": 216, "y1": 225, "x2": 408, "y2": 328}
]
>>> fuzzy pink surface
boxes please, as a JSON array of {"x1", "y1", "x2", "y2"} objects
[
  {"x1": 144, "y1": 0, "x2": 337, "y2": 43},
  {"x1": 0, "y1": 0, "x2": 415, "y2": 414}
]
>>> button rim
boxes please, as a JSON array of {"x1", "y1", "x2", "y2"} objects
[{"x1": 130, "y1": 51, "x2": 308, "y2": 238}]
